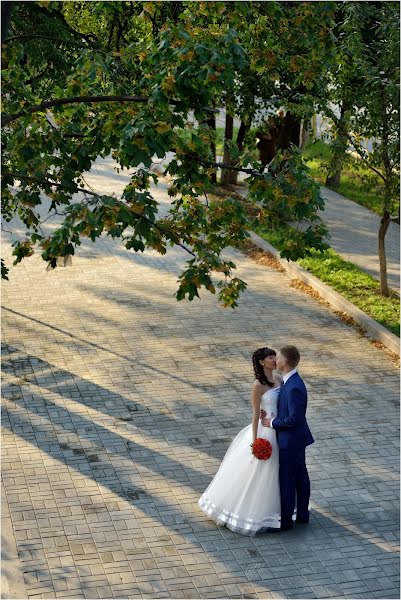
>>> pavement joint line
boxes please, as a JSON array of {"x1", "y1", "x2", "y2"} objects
[{"x1": 249, "y1": 231, "x2": 400, "y2": 355}]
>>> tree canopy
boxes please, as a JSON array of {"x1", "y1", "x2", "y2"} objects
[
  {"x1": 4, "y1": 1, "x2": 395, "y2": 304},
  {"x1": 320, "y1": 1, "x2": 400, "y2": 295}
]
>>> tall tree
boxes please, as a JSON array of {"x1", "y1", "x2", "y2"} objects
[
  {"x1": 219, "y1": 1, "x2": 337, "y2": 184},
  {"x1": 2, "y1": 1, "x2": 328, "y2": 306},
  {"x1": 323, "y1": 1, "x2": 400, "y2": 296}
]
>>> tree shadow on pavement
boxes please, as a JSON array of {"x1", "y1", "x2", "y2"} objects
[{"x1": 2, "y1": 341, "x2": 400, "y2": 599}]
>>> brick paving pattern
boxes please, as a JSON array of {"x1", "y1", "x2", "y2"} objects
[{"x1": 2, "y1": 167, "x2": 399, "y2": 599}]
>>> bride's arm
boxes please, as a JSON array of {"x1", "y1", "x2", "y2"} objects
[{"x1": 251, "y1": 381, "x2": 263, "y2": 444}]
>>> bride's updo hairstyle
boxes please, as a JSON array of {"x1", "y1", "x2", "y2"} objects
[{"x1": 252, "y1": 347, "x2": 276, "y2": 387}]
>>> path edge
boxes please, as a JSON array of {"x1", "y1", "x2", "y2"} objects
[{"x1": 249, "y1": 231, "x2": 400, "y2": 355}]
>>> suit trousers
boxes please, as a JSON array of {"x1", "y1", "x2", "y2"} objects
[{"x1": 279, "y1": 447, "x2": 310, "y2": 527}]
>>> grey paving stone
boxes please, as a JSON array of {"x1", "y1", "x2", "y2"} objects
[{"x1": 2, "y1": 168, "x2": 399, "y2": 599}]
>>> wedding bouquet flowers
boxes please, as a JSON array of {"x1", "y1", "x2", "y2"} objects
[{"x1": 251, "y1": 438, "x2": 272, "y2": 460}]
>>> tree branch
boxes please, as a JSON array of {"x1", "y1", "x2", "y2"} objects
[
  {"x1": 323, "y1": 104, "x2": 387, "y2": 183},
  {"x1": 2, "y1": 172, "x2": 196, "y2": 257},
  {"x1": 345, "y1": 134, "x2": 387, "y2": 183},
  {"x1": 204, "y1": 160, "x2": 266, "y2": 178},
  {"x1": 2, "y1": 34, "x2": 94, "y2": 48},
  {"x1": 2, "y1": 95, "x2": 148, "y2": 127},
  {"x1": 1, "y1": 224, "x2": 13, "y2": 235},
  {"x1": 2, "y1": 95, "x2": 218, "y2": 127}
]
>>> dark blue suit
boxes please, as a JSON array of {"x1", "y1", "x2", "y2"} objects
[{"x1": 272, "y1": 372, "x2": 314, "y2": 528}]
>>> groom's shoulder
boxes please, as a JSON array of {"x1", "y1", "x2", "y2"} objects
[{"x1": 291, "y1": 372, "x2": 307, "y2": 389}]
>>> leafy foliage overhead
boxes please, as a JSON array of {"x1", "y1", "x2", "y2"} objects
[{"x1": 2, "y1": 1, "x2": 334, "y2": 305}]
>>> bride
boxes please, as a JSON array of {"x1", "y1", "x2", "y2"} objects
[{"x1": 198, "y1": 347, "x2": 284, "y2": 535}]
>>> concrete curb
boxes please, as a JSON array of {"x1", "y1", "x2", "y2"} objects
[{"x1": 249, "y1": 231, "x2": 400, "y2": 355}]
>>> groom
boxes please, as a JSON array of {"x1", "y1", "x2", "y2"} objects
[{"x1": 261, "y1": 345, "x2": 314, "y2": 531}]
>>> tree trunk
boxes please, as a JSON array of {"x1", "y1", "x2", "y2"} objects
[
  {"x1": 277, "y1": 112, "x2": 301, "y2": 150},
  {"x1": 299, "y1": 118, "x2": 310, "y2": 151},
  {"x1": 378, "y1": 86, "x2": 392, "y2": 296},
  {"x1": 227, "y1": 120, "x2": 249, "y2": 185},
  {"x1": 1, "y1": 1, "x2": 14, "y2": 40},
  {"x1": 378, "y1": 210, "x2": 390, "y2": 296},
  {"x1": 325, "y1": 167, "x2": 341, "y2": 189},
  {"x1": 220, "y1": 112, "x2": 234, "y2": 186},
  {"x1": 206, "y1": 113, "x2": 217, "y2": 184},
  {"x1": 311, "y1": 114, "x2": 317, "y2": 139},
  {"x1": 325, "y1": 102, "x2": 349, "y2": 189},
  {"x1": 236, "y1": 120, "x2": 248, "y2": 152}
]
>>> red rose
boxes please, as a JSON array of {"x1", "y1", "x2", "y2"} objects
[{"x1": 251, "y1": 438, "x2": 272, "y2": 460}]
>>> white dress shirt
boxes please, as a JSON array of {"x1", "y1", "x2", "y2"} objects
[
  {"x1": 282, "y1": 368, "x2": 298, "y2": 385},
  {"x1": 270, "y1": 369, "x2": 298, "y2": 426}
]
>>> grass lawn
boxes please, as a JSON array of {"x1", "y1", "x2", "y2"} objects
[
  {"x1": 253, "y1": 223, "x2": 400, "y2": 337},
  {"x1": 302, "y1": 140, "x2": 388, "y2": 215}
]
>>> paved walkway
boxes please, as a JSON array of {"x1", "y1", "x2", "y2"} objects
[
  {"x1": 233, "y1": 183, "x2": 400, "y2": 293},
  {"x1": 318, "y1": 187, "x2": 399, "y2": 293},
  {"x1": 2, "y1": 160, "x2": 400, "y2": 599}
]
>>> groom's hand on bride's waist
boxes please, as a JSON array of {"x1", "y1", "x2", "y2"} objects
[{"x1": 260, "y1": 410, "x2": 274, "y2": 428}]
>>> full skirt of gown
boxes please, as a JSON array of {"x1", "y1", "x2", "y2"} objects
[{"x1": 198, "y1": 387, "x2": 284, "y2": 535}]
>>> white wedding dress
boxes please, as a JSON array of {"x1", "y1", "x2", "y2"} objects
[{"x1": 198, "y1": 386, "x2": 282, "y2": 535}]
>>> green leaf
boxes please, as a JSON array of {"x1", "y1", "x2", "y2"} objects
[
  {"x1": 125, "y1": 238, "x2": 146, "y2": 252},
  {"x1": 1, "y1": 259, "x2": 9, "y2": 280}
]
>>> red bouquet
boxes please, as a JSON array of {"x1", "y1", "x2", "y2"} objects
[{"x1": 251, "y1": 438, "x2": 272, "y2": 460}]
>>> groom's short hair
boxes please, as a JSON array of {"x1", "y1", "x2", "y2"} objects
[{"x1": 280, "y1": 345, "x2": 300, "y2": 368}]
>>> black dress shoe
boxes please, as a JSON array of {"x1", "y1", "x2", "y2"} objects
[
  {"x1": 280, "y1": 523, "x2": 294, "y2": 531},
  {"x1": 263, "y1": 523, "x2": 293, "y2": 533},
  {"x1": 295, "y1": 517, "x2": 309, "y2": 524}
]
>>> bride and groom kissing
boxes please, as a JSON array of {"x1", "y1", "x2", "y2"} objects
[{"x1": 199, "y1": 345, "x2": 314, "y2": 534}]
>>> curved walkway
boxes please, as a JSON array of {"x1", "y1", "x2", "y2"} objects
[
  {"x1": 234, "y1": 182, "x2": 400, "y2": 293},
  {"x1": 319, "y1": 187, "x2": 399, "y2": 293},
  {"x1": 1, "y1": 161, "x2": 400, "y2": 599}
]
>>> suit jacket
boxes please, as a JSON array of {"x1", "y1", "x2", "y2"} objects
[{"x1": 272, "y1": 372, "x2": 314, "y2": 451}]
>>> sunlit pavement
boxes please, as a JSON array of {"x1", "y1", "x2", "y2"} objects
[{"x1": 2, "y1": 158, "x2": 399, "y2": 599}]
